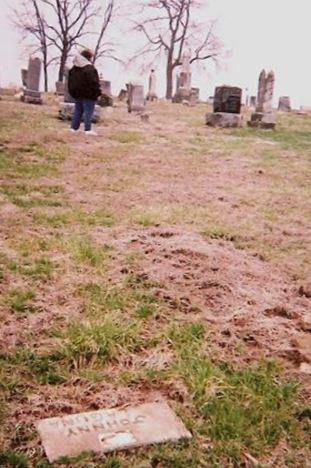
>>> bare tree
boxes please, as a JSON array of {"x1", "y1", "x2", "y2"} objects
[
  {"x1": 12, "y1": 0, "x2": 54, "y2": 91},
  {"x1": 92, "y1": 0, "x2": 116, "y2": 64},
  {"x1": 40, "y1": 0, "x2": 100, "y2": 82},
  {"x1": 133, "y1": 0, "x2": 223, "y2": 99},
  {"x1": 14, "y1": 0, "x2": 118, "y2": 88}
]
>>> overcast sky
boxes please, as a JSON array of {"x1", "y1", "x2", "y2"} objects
[{"x1": 1, "y1": 0, "x2": 310, "y2": 108}]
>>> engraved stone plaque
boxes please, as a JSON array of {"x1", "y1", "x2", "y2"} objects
[{"x1": 36, "y1": 401, "x2": 192, "y2": 462}]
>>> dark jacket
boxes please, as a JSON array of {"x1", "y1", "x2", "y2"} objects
[{"x1": 68, "y1": 55, "x2": 101, "y2": 101}]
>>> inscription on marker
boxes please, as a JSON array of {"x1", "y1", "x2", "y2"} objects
[{"x1": 36, "y1": 401, "x2": 191, "y2": 462}]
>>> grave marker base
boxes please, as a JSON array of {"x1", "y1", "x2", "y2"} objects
[{"x1": 206, "y1": 112, "x2": 242, "y2": 128}]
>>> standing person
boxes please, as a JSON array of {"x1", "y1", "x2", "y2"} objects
[{"x1": 68, "y1": 49, "x2": 101, "y2": 136}]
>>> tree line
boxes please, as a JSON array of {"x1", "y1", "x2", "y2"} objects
[{"x1": 13, "y1": 0, "x2": 223, "y2": 99}]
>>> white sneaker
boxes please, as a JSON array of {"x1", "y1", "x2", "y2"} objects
[
  {"x1": 85, "y1": 130, "x2": 98, "y2": 136},
  {"x1": 70, "y1": 128, "x2": 80, "y2": 133}
]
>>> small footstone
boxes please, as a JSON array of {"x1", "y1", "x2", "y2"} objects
[
  {"x1": 36, "y1": 401, "x2": 191, "y2": 463},
  {"x1": 206, "y1": 112, "x2": 242, "y2": 128}
]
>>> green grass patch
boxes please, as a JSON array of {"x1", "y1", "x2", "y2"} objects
[
  {"x1": 76, "y1": 278, "x2": 161, "y2": 318},
  {"x1": 59, "y1": 318, "x2": 143, "y2": 369},
  {"x1": 110, "y1": 131, "x2": 143, "y2": 144},
  {"x1": 68, "y1": 236, "x2": 112, "y2": 267},
  {"x1": 0, "y1": 450, "x2": 29, "y2": 468},
  {"x1": 0, "y1": 151, "x2": 57, "y2": 180},
  {"x1": 0, "y1": 349, "x2": 65, "y2": 389},
  {"x1": 33, "y1": 208, "x2": 115, "y2": 228},
  {"x1": 9, "y1": 256, "x2": 55, "y2": 281},
  {"x1": 6, "y1": 288, "x2": 37, "y2": 314}
]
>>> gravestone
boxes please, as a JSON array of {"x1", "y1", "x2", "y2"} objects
[
  {"x1": 64, "y1": 68, "x2": 75, "y2": 104},
  {"x1": 213, "y1": 86, "x2": 242, "y2": 113},
  {"x1": 206, "y1": 112, "x2": 242, "y2": 128},
  {"x1": 250, "y1": 96, "x2": 256, "y2": 107},
  {"x1": 173, "y1": 49, "x2": 192, "y2": 103},
  {"x1": 37, "y1": 402, "x2": 191, "y2": 463},
  {"x1": 127, "y1": 83, "x2": 145, "y2": 112},
  {"x1": 58, "y1": 67, "x2": 101, "y2": 123},
  {"x1": 248, "y1": 70, "x2": 276, "y2": 129},
  {"x1": 22, "y1": 57, "x2": 42, "y2": 104},
  {"x1": 98, "y1": 79, "x2": 113, "y2": 107},
  {"x1": 21, "y1": 69, "x2": 28, "y2": 88},
  {"x1": 147, "y1": 69, "x2": 157, "y2": 101},
  {"x1": 55, "y1": 81, "x2": 65, "y2": 96},
  {"x1": 118, "y1": 88, "x2": 128, "y2": 102},
  {"x1": 206, "y1": 86, "x2": 242, "y2": 128},
  {"x1": 256, "y1": 69, "x2": 266, "y2": 112},
  {"x1": 263, "y1": 71, "x2": 275, "y2": 113},
  {"x1": 189, "y1": 87, "x2": 200, "y2": 106},
  {"x1": 278, "y1": 96, "x2": 291, "y2": 112}
]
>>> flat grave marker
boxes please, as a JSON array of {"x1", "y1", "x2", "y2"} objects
[{"x1": 37, "y1": 401, "x2": 191, "y2": 463}]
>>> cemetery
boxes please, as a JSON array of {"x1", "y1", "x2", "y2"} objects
[{"x1": 0, "y1": 1, "x2": 310, "y2": 467}]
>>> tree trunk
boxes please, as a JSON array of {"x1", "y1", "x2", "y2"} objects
[
  {"x1": 166, "y1": 53, "x2": 174, "y2": 100},
  {"x1": 58, "y1": 49, "x2": 68, "y2": 82},
  {"x1": 43, "y1": 64, "x2": 48, "y2": 92},
  {"x1": 43, "y1": 48, "x2": 48, "y2": 92}
]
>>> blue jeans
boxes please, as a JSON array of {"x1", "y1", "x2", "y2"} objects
[{"x1": 71, "y1": 98, "x2": 96, "y2": 131}]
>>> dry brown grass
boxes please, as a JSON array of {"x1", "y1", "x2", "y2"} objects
[{"x1": 0, "y1": 96, "x2": 310, "y2": 467}]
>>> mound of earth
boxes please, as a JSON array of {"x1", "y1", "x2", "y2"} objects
[{"x1": 94, "y1": 226, "x2": 311, "y2": 370}]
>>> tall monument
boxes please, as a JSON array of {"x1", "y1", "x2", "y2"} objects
[{"x1": 147, "y1": 69, "x2": 157, "y2": 101}]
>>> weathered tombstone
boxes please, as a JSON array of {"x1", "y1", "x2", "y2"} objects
[
  {"x1": 36, "y1": 402, "x2": 191, "y2": 463},
  {"x1": 256, "y1": 69, "x2": 266, "y2": 112},
  {"x1": 278, "y1": 96, "x2": 291, "y2": 112},
  {"x1": 146, "y1": 69, "x2": 157, "y2": 101},
  {"x1": 22, "y1": 57, "x2": 42, "y2": 104},
  {"x1": 118, "y1": 88, "x2": 128, "y2": 102},
  {"x1": 263, "y1": 71, "x2": 275, "y2": 113},
  {"x1": 248, "y1": 70, "x2": 276, "y2": 129},
  {"x1": 127, "y1": 83, "x2": 145, "y2": 112},
  {"x1": 55, "y1": 81, "x2": 65, "y2": 96},
  {"x1": 189, "y1": 88, "x2": 199, "y2": 106},
  {"x1": 206, "y1": 86, "x2": 242, "y2": 128},
  {"x1": 63, "y1": 68, "x2": 75, "y2": 104},
  {"x1": 250, "y1": 96, "x2": 256, "y2": 107},
  {"x1": 173, "y1": 49, "x2": 192, "y2": 103},
  {"x1": 213, "y1": 86, "x2": 242, "y2": 113},
  {"x1": 58, "y1": 67, "x2": 101, "y2": 123},
  {"x1": 21, "y1": 69, "x2": 28, "y2": 88},
  {"x1": 98, "y1": 79, "x2": 113, "y2": 107}
]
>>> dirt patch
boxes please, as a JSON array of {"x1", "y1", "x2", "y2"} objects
[{"x1": 93, "y1": 226, "x2": 311, "y2": 367}]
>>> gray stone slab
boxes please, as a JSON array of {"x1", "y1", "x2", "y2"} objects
[
  {"x1": 58, "y1": 102, "x2": 101, "y2": 123},
  {"x1": 24, "y1": 95, "x2": 43, "y2": 105},
  {"x1": 37, "y1": 401, "x2": 191, "y2": 463},
  {"x1": 55, "y1": 81, "x2": 65, "y2": 96},
  {"x1": 27, "y1": 57, "x2": 41, "y2": 91},
  {"x1": 23, "y1": 90, "x2": 41, "y2": 98},
  {"x1": 278, "y1": 96, "x2": 291, "y2": 112},
  {"x1": 64, "y1": 68, "x2": 75, "y2": 103},
  {"x1": 127, "y1": 84, "x2": 145, "y2": 112},
  {"x1": 206, "y1": 112, "x2": 242, "y2": 128},
  {"x1": 213, "y1": 86, "x2": 242, "y2": 114}
]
